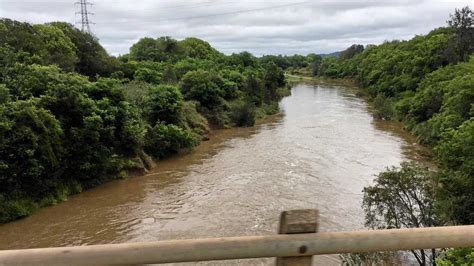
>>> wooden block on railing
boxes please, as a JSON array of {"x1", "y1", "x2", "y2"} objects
[{"x1": 277, "y1": 209, "x2": 319, "y2": 266}]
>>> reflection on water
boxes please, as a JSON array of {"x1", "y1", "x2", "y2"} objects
[{"x1": 0, "y1": 83, "x2": 423, "y2": 265}]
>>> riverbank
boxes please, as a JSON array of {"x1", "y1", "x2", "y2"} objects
[
  {"x1": 285, "y1": 73, "x2": 358, "y2": 88},
  {"x1": 127, "y1": 104, "x2": 289, "y2": 177}
]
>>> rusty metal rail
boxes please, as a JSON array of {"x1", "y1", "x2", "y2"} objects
[{"x1": 0, "y1": 210, "x2": 473, "y2": 265}]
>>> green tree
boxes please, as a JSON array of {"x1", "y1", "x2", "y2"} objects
[
  {"x1": 340, "y1": 44, "x2": 364, "y2": 60},
  {"x1": 228, "y1": 52, "x2": 256, "y2": 68},
  {"x1": 180, "y1": 70, "x2": 224, "y2": 109},
  {"x1": 436, "y1": 248, "x2": 474, "y2": 265},
  {"x1": 162, "y1": 65, "x2": 177, "y2": 84},
  {"x1": 373, "y1": 94, "x2": 395, "y2": 120},
  {"x1": 263, "y1": 62, "x2": 285, "y2": 102},
  {"x1": 0, "y1": 18, "x2": 293, "y2": 224},
  {"x1": 50, "y1": 22, "x2": 118, "y2": 78},
  {"x1": 447, "y1": 6, "x2": 474, "y2": 61},
  {"x1": 318, "y1": 56, "x2": 341, "y2": 77},
  {"x1": 130, "y1": 36, "x2": 184, "y2": 62},
  {"x1": 0, "y1": 100, "x2": 63, "y2": 200},
  {"x1": 36, "y1": 70, "x2": 143, "y2": 185},
  {"x1": 144, "y1": 85, "x2": 183, "y2": 125},
  {"x1": 244, "y1": 74, "x2": 263, "y2": 106},
  {"x1": 129, "y1": 37, "x2": 159, "y2": 61},
  {"x1": 121, "y1": 81, "x2": 153, "y2": 111},
  {"x1": 219, "y1": 70, "x2": 244, "y2": 99},
  {"x1": 134, "y1": 67, "x2": 162, "y2": 84},
  {"x1": 0, "y1": 19, "x2": 47, "y2": 62},
  {"x1": 363, "y1": 163, "x2": 441, "y2": 265},
  {"x1": 3, "y1": 64, "x2": 86, "y2": 100},
  {"x1": 310, "y1": 55, "x2": 323, "y2": 76},
  {"x1": 177, "y1": 101, "x2": 209, "y2": 137},
  {"x1": 144, "y1": 123, "x2": 197, "y2": 159},
  {"x1": 435, "y1": 119, "x2": 474, "y2": 224},
  {"x1": 0, "y1": 84, "x2": 10, "y2": 104},
  {"x1": 156, "y1": 36, "x2": 183, "y2": 61},
  {"x1": 34, "y1": 24, "x2": 78, "y2": 71},
  {"x1": 405, "y1": 56, "x2": 474, "y2": 145},
  {"x1": 229, "y1": 100, "x2": 256, "y2": 127},
  {"x1": 180, "y1": 37, "x2": 220, "y2": 60}
]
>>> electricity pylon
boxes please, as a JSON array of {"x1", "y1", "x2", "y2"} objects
[{"x1": 75, "y1": 0, "x2": 94, "y2": 34}]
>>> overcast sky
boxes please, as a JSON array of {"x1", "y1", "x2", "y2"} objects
[{"x1": 0, "y1": 0, "x2": 471, "y2": 56}]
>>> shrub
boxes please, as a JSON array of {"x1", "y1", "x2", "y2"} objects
[
  {"x1": 199, "y1": 104, "x2": 231, "y2": 128},
  {"x1": 436, "y1": 248, "x2": 474, "y2": 265},
  {"x1": 0, "y1": 84, "x2": 10, "y2": 104},
  {"x1": 144, "y1": 123, "x2": 198, "y2": 159},
  {"x1": 229, "y1": 100, "x2": 256, "y2": 127},
  {"x1": 121, "y1": 81, "x2": 153, "y2": 113},
  {"x1": 435, "y1": 119, "x2": 474, "y2": 224},
  {"x1": 0, "y1": 196, "x2": 37, "y2": 223},
  {"x1": 134, "y1": 68, "x2": 162, "y2": 84},
  {"x1": 144, "y1": 84, "x2": 183, "y2": 124},
  {"x1": 373, "y1": 94, "x2": 395, "y2": 120},
  {"x1": 177, "y1": 101, "x2": 209, "y2": 137},
  {"x1": 0, "y1": 100, "x2": 63, "y2": 199},
  {"x1": 180, "y1": 70, "x2": 224, "y2": 109}
]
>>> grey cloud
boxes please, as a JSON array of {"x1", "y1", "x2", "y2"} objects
[{"x1": 1, "y1": 0, "x2": 471, "y2": 56}]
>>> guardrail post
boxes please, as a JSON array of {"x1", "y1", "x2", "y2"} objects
[{"x1": 276, "y1": 209, "x2": 319, "y2": 266}]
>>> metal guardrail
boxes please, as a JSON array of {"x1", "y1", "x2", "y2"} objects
[{"x1": 0, "y1": 209, "x2": 473, "y2": 265}]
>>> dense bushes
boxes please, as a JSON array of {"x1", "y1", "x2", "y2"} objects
[
  {"x1": 0, "y1": 18, "x2": 289, "y2": 223},
  {"x1": 180, "y1": 70, "x2": 225, "y2": 110},
  {"x1": 404, "y1": 59, "x2": 474, "y2": 145},
  {"x1": 435, "y1": 118, "x2": 474, "y2": 224},
  {"x1": 177, "y1": 101, "x2": 209, "y2": 137},
  {"x1": 0, "y1": 100, "x2": 63, "y2": 199},
  {"x1": 145, "y1": 85, "x2": 183, "y2": 125},
  {"x1": 144, "y1": 123, "x2": 197, "y2": 159},
  {"x1": 372, "y1": 94, "x2": 395, "y2": 120},
  {"x1": 437, "y1": 248, "x2": 474, "y2": 265},
  {"x1": 0, "y1": 19, "x2": 118, "y2": 78},
  {"x1": 0, "y1": 67, "x2": 144, "y2": 221},
  {"x1": 229, "y1": 100, "x2": 256, "y2": 127}
]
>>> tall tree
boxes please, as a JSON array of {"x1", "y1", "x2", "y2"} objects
[
  {"x1": 180, "y1": 70, "x2": 224, "y2": 109},
  {"x1": 34, "y1": 24, "x2": 78, "y2": 71},
  {"x1": 129, "y1": 36, "x2": 184, "y2": 62},
  {"x1": 340, "y1": 44, "x2": 364, "y2": 60},
  {"x1": 310, "y1": 55, "x2": 323, "y2": 76},
  {"x1": 51, "y1": 22, "x2": 118, "y2": 78},
  {"x1": 447, "y1": 6, "x2": 474, "y2": 61},
  {"x1": 363, "y1": 163, "x2": 441, "y2": 265},
  {"x1": 244, "y1": 74, "x2": 263, "y2": 106},
  {"x1": 263, "y1": 62, "x2": 285, "y2": 102}
]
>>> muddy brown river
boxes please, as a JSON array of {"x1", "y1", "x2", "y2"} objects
[{"x1": 0, "y1": 81, "x2": 425, "y2": 264}]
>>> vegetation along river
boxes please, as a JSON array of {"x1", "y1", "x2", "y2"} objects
[{"x1": 0, "y1": 81, "x2": 425, "y2": 264}]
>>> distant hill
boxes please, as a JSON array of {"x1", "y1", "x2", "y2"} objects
[{"x1": 319, "y1": 51, "x2": 341, "y2": 58}]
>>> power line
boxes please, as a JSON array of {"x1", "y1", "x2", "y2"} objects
[
  {"x1": 75, "y1": 0, "x2": 94, "y2": 34},
  {"x1": 165, "y1": 1, "x2": 310, "y2": 21},
  {"x1": 98, "y1": 1, "x2": 311, "y2": 25}
]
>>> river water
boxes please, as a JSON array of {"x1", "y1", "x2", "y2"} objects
[{"x1": 0, "y1": 82, "x2": 424, "y2": 264}]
